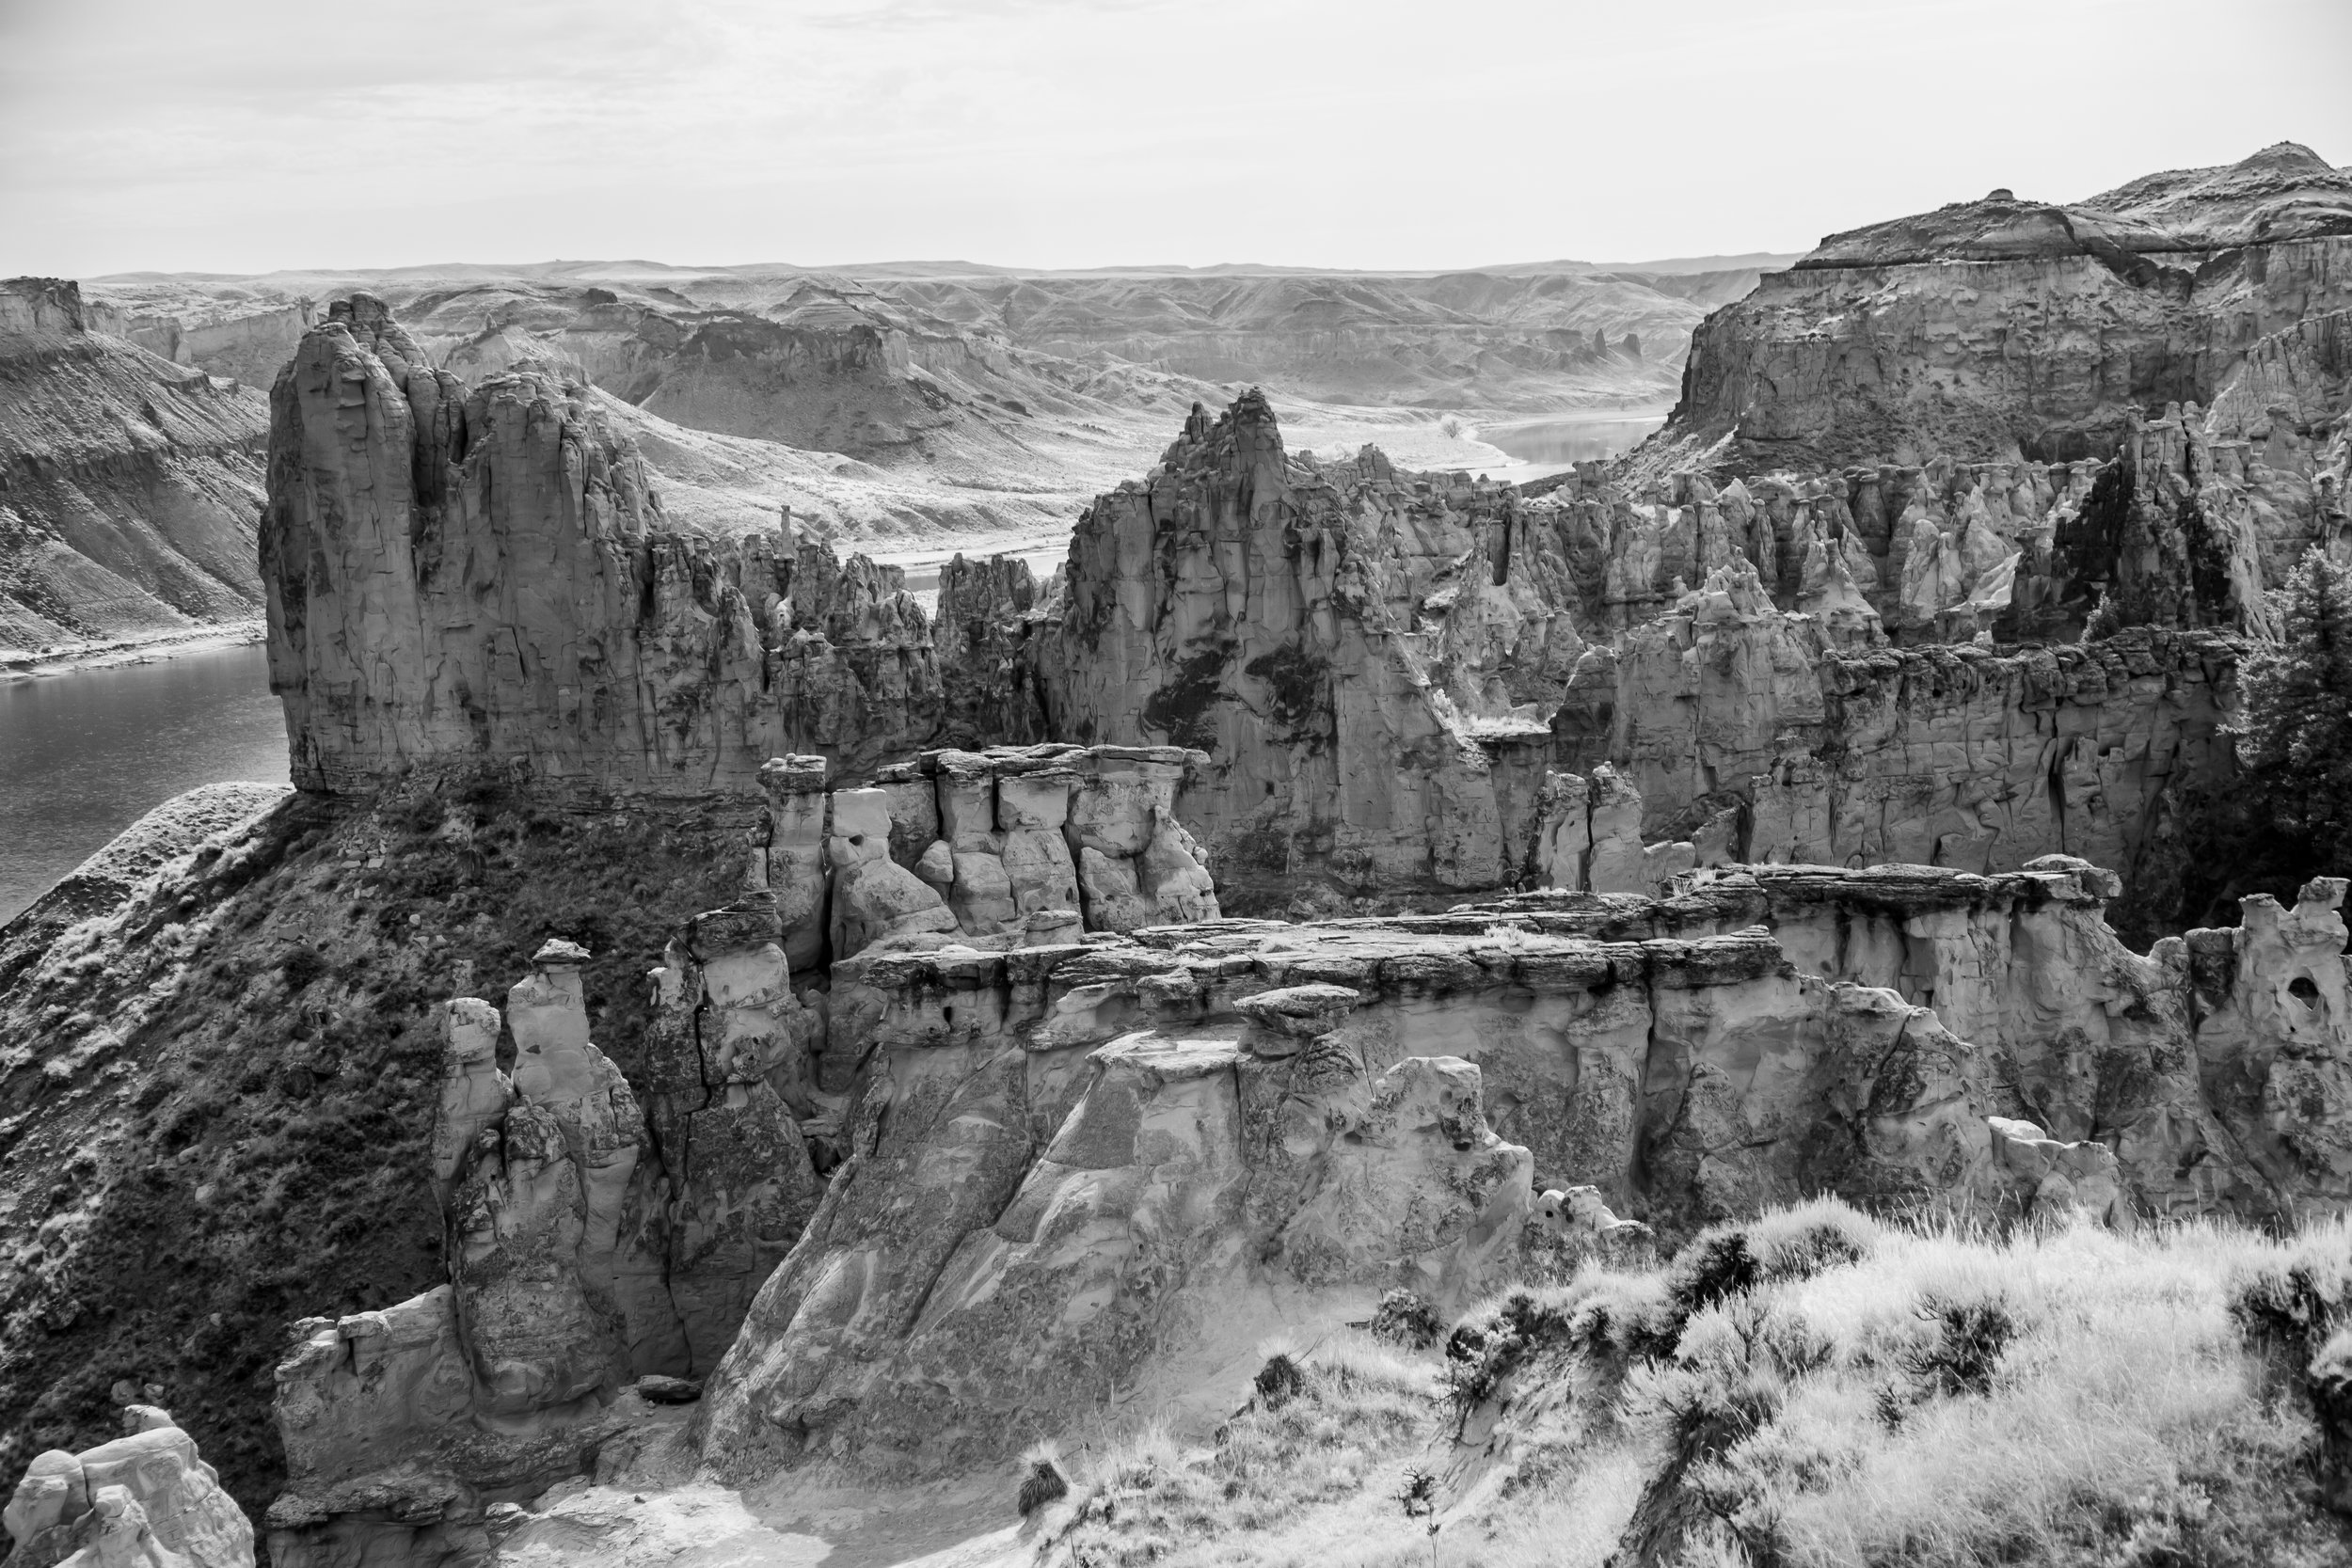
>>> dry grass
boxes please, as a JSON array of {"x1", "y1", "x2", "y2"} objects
[{"x1": 1027, "y1": 1207, "x2": 2352, "y2": 1568}]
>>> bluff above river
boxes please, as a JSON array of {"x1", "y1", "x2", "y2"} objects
[
  {"x1": 1663, "y1": 142, "x2": 2352, "y2": 467},
  {"x1": 0, "y1": 278, "x2": 270, "y2": 651}
]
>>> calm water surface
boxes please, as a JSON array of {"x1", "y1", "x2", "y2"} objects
[{"x1": 0, "y1": 642, "x2": 291, "y2": 925}]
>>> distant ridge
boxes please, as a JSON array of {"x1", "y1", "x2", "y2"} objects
[{"x1": 92, "y1": 253, "x2": 1806, "y2": 287}]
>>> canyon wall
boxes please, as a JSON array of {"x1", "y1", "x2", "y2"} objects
[
  {"x1": 1665, "y1": 143, "x2": 2352, "y2": 469},
  {"x1": 1025, "y1": 392, "x2": 2249, "y2": 913},
  {"x1": 1548, "y1": 565, "x2": 2239, "y2": 889},
  {"x1": 0, "y1": 277, "x2": 269, "y2": 650}
]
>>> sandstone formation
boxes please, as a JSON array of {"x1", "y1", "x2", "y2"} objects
[
  {"x1": 265, "y1": 933, "x2": 775, "y2": 1568},
  {"x1": 262, "y1": 295, "x2": 1043, "y2": 796},
  {"x1": 691, "y1": 843, "x2": 2352, "y2": 1475},
  {"x1": 1549, "y1": 568, "x2": 2238, "y2": 887},
  {"x1": 92, "y1": 299, "x2": 317, "y2": 397},
  {"x1": 24, "y1": 144, "x2": 2352, "y2": 1568},
  {"x1": 695, "y1": 929, "x2": 1540, "y2": 1472},
  {"x1": 0, "y1": 278, "x2": 269, "y2": 650},
  {"x1": 1668, "y1": 143, "x2": 2352, "y2": 468},
  {"x1": 255, "y1": 743, "x2": 1222, "y2": 1560},
  {"x1": 1039, "y1": 392, "x2": 1562, "y2": 909},
  {"x1": 3, "y1": 1417, "x2": 254, "y2": 1568},
  {"x1": 1475, "y1": 855, "x2": 2352, "y2": 1224}
]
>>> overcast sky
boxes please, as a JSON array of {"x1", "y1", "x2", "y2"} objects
[{"x1": 3, "y1": 0, "x2": 2347, "y2": 278}]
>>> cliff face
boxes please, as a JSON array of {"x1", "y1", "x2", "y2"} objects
[
  {"x1": 1548, "y1": 567, "x2": 2239, "y2": 893},
  {"x1": 0, "y1": 278, "x2": 269, "y2": 650},
  {"x1": 100, "y1": 299, "x2": 317, "y2": 394},
  {"x1": 1038, "y1": 392, "x2": 1572, "y2": 911},
  {"x1": 262, "y1": 295, "x2": 1041, "y2": 797},
  {"x1": 1025, "y1": 393, "x2": 2250, "y2": 914},
  {"x1": 1667, "y1": 144, "x2": 2352, "y2": 469},
  {"x1": 689, "y1": 853, "x2": 2352, "y2": 1480}
]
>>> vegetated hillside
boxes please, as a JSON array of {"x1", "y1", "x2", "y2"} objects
[
  {"x1": 0, "y1": 781, "x2": 747, "y2": 1515},
  {"x1": 1014, "y1": 1201, "x2": 2352, "y2": 1568},
  {"x1": 0, "y1": 278, "x2": 269, "y2": 651}
]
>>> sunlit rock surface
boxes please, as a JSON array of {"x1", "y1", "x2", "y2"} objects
[{"x1": 4, "y1": 1417, "x2": 254, "y2": 1568}]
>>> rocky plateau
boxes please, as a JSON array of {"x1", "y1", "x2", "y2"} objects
[{"x1": 6, "y1": 142, "x2": 2352, "y2": 1568}]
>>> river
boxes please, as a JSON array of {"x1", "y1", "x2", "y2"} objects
[
  {"x1": 1475, "y1": 412, "x2": 1667, "y2": 479},
  {"x1": 0, "y1": 641, "x2": 291, "y2": 925}
]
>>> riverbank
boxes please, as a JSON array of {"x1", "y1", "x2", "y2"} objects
[
  {"x1": 0, "y1": 618, "x2": 268, "y2": 682},
  {"x1": 0, "y1": 639, "x2": 290, "y2": 924}
]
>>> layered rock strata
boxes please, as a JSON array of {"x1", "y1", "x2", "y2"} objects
[
  {"x1": 262, "y1": 295, "x2": 1041, "y2": 797},
  {"x1": 1028, "y1": 391, "x2": 2277, "y2": 915},
  {"x1": 1, "y1": 278, "x2": 269, "y2": 649},
  {"x1": 1547, "y1": 562, "x2": 2238, "y2": 886},
  {"x1": 695, "y1": 949, "x2": 1538, "y2": 1472},
  {"x1": 261, "y1": 744, "x2": 1216, "y2": 1560},
  {"x1": 699, "y1": 854, "x2": 2327, "y2": 1474},
  {"x1": 1475, "y1": 856, "x2": 2352, "y2": 1223},
  {"x1": 1529, "y1": 385, "x2": 2348, "y2": 643},
  {"x1": 1666, "y1": 143, "x2": 2352, "y2": 468}
]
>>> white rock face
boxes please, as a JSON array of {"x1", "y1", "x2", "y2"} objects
[{"x1": 4, "y1": 1420, "x2": 253, "y2": 1568}]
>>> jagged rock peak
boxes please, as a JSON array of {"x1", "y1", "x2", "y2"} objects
[
  {"x1": 260, "y1": 295, "x2": 1045, "y2": 796},
  {"x1": 318, "y1": 292, "x2": 430, "y2": 377},
  {"x1": 1157, "y1": 386, "x2": 1282, "y2": 472}
]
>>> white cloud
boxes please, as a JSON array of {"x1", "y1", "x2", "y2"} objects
[{"x1": 2, "y1": 0, "x2": 2347, "y2": 277}]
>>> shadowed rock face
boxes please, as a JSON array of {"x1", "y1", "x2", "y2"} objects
[
  {"x1": 261, "y1": 295, "x2": 1041, "y2": 797},
  {"x1": 0, "y1": 277, "x2": 269, "y2": 650},
  {"x1": 264, "y1": 932, "x2": 804, "y2": 1568}
]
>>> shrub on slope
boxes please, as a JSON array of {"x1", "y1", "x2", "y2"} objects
[{"x1": 1023, "y1": 1203, "x2": 2352, "y2": 1568}]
